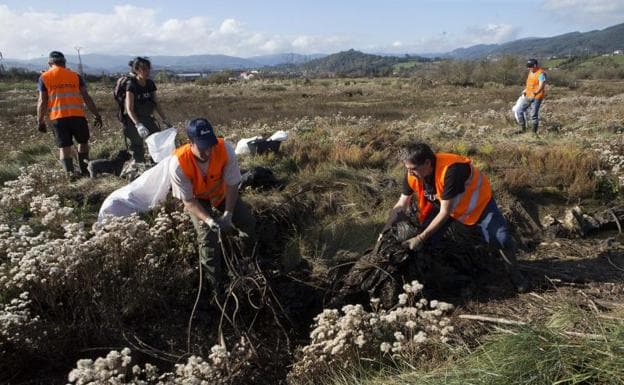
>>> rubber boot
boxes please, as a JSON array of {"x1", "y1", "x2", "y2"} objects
[
  {"x1": 78, "y1": 152, "x2": 89, "y2": 177},
  {"x1": 61, "y1": 158, "x2": 74, "y2": 173},
  {"x1": 499, "y1": 239, "x2": 529, "y2": 293}
]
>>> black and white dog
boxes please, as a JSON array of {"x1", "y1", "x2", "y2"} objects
[{"x1": 86, "y1": 150, "x2": 132, "y2": 178}]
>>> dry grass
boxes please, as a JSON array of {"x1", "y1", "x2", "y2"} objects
[{"x1": 2, "y1": 77, "x2": 624, "y2": 384}]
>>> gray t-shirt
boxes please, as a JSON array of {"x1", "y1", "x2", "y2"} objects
[{"x1": 169, "y1": 142, "x2": 241, "y2": 201}]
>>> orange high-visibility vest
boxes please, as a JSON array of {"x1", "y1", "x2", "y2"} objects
[
  {"x1": 40, "y1": 66, "x2": 86, "y2": 120},
  {"x1": 174, "y1": 140, "x2": 228, "y2": 207},
  {"x1": 526, "y1": 68, "x2": 546, "y2": 99},
  {"x1": 407, "y1": 153, "x2": 492, "y2": 225}
]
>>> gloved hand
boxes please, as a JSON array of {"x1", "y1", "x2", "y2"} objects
[
  {"x1": 204, "y1": 217, "x2": 220, "y2": 232},
  {"x1": 93, "y1": 114, "x2": 103, "y2": 129},
  {"x1": 163, "y1": 120, "x2": 172, "y2": 128},
  {"x1": 136, "y1": 122, "x2": 150, "y2": 138},
  {"x1": 402, "y1": 234, "x2": 425, "y2": 251},
  {"x1": 38, "y1": 122, "x2": 47, "y2": 133},
  {"x1": 217, "y1": 211, "x2": 233, "y2": 231}
]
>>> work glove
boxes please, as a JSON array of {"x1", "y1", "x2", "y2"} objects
[
  {"x1": 204, "y1": 217, "x2": 220, "y2": 232},
  {"x1": 38, "y1": 122, "x2": 47, "y2": 133},
  {"x1": 93, "y1": 114, "x2": 103, "y2": 129},
  {"x1": 136, "y1": 122, "x2": 150, "y2": 138},
  {"x1": 402, "y1": 234, "x2": 425, "y2": 251},
  {"x1": 217, "y1": 211, "x2": 233, "y2": 231}
]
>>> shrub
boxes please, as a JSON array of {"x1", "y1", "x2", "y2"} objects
[{"x1": 288, "y1": 281, "x2": 454, "y2": 384}]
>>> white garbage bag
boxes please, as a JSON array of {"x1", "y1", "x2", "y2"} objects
[
  {"x1": 97, "y1": 156, "x2": 172, "y2": 222},
  {"x1": 512, "y1": 95, "x2": 530, "y2": 124},
  {"x1": 235, "y1": 135, "x2": 262, "y2": 155},
  {"x1": 268, "y1": 130, "x2": 288, "y2": 142},
  {"x1": 146, "y1": 127, "x2": 177, "y2": 163}
]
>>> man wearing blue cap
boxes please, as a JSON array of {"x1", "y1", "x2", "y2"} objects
[{"x1": 169, "y1": 118, "x2": 256, "y2": 296}]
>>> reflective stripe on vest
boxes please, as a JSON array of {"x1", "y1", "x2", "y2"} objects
[
  {"x1": 40, "y1": 66, "x2": 86, "y2": 120},
  {"x1": 174, "y1": 140, "x2": 228, "y2": 207},
  {"x1": 526, "y1": 68, "x2": 546, "y2": 99},
  {"x1": 407, "y1": 153, "x2": 492, "y2": 226}
]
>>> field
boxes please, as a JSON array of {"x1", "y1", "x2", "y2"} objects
[{"x1": 1, "y1": 76, "x2": 624, "y2": 384}]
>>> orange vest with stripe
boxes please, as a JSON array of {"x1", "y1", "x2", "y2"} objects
[
  {"x1": 40, "y1": 66, "x2": 86, "y2": 120},
  {"x1": 407, "y1": 153, "x2": 492, "y2": 225},
  {"x1": 174, "y1": 140, "x2": 228, "y2": 207},
  {"x1": 526, "y1": 68, "x2": 546, "y2": 99}
]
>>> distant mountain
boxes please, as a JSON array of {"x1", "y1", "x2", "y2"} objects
[
  {"x1": 448, "y1": 22, "x2": 624, "y2": 59},
  {"x1": 1, "y1": 52, "x2": 324, "y2": 74},
  {"x1": 289, "y1": 49, "x2": 429, "y2": 76},
  {"x1": 249, "y1": 53, "x2": 326, "y2": 66}
]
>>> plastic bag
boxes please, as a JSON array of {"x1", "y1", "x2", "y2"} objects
[
  {"x1": 235, "y1": 135, "x2": 262, "y2": 155},
  {"x1": 512, "y1": 95, "x2": 530, "y2": 124},
  {"x1": 268, "y1": 130, "x2": 288, "y2": 142},
  {"x1": 146, "y1": 127, "x2": 177, "y2": 163},
  {"x1": 97, "y1": 156, "x2": 173, "y2": 222}
]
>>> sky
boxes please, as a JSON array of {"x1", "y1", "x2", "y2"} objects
[{"x1": 1, "y1": 0, "x2": 624, "y2": 59}]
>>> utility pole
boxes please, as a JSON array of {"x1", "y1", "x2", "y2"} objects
[
  {"x1": 0, "y1": 51, "x2": 4, "y2": 74},
  {"x1": 74, "y1": 46, "x2": 84, "y2": 77}
]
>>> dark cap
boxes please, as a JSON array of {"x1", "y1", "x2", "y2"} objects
[
  {"x1": 526, "y1": 58, "x2": 538, "y2": 68},
  {"x1": 187, "y1": 118, "x2": 218, "y2": 150},
  {"x1": 49, "y1": 51, "x2": 65, "y2": 60}
]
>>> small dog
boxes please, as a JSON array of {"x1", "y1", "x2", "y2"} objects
[{"x1": 86, "y1": 150, "x2": 132, "y2": 178}]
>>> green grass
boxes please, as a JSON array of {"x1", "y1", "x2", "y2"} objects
[
  {"x1": 392, "y1": 61, "x2": 422, "y2": 71},
  {"x1": 315, "y1": 304, "x2": 624, "y2": 385}
]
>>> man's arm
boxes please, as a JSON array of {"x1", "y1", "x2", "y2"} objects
[
  {"x1": 534, "y1": 77, "x2": 546, "y2": 97},
  {"x1": 37, "y1": 91, "x2": 47, "y2": 126},
  {"x1": 223, "y1": 183, "x2": 239, "y2": 217},
  {"x1": 182, "y1": 198, "x2": 215, "y2": 222},
  {"x1": 417, "y1": 198, "x2": 451, "y2": 241},
  {"x1": 79, "y1": 86, "x2": 101, "y2": 118}
]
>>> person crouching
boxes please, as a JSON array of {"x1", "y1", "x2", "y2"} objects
[{"x1": 169, "y1": 118, "x2": 256, "y2": 298}]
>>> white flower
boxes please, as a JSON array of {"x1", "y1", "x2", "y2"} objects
[{"x1": 380, "y1": 342, "x2": 391, "y2": 353}]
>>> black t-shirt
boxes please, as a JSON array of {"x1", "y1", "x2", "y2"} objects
[
  {"x1": 402, "y1": 160, "x2": 471, "y2": 201},
  {"x1": 125, "y1": 78, "x2": 157, "y2": 117}
]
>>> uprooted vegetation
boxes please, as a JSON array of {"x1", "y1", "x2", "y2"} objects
[{"x1": 1, "y1": 79, "x2": 624, "y2": 384}]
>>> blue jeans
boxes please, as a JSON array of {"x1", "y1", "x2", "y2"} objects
[
  {"x1": 422, "y1": 198, "x2": 513, "y2": 250},
  {"x1": 517, "y1": 98, "x2": 543, "y2": 132}
]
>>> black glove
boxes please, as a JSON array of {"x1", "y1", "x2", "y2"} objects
[
  {"x1": 93, "y1": 115, "x2": 103, "y2": 129},
  {"x1": 38, "y1": 122, "x2": 47, "y2": 133}
]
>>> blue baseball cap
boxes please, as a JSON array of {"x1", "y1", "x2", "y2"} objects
[{"x1": 186, "y1": 118, "x2": 218, "y2": 150}]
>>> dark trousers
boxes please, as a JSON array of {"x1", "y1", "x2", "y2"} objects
[
  {"x1": 123, "y1": 116, "x2": 160, "y2": 162},
  {"x1": 189, "y1": 199, "x2": 256, "y2": 291}
]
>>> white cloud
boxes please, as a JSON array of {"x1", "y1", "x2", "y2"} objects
[
  {"x1": 542, "y1": 0, "x2": 624, "y2": 26},
  {"x1": 462, "y1": 24, "x2": 520, "y2": 46},
  {"x1": 0, "y1": 4, "x2": 351, "y2": 59},
  {"x1": 378, "y1": 24, "x2": 520, "y2": 54}
]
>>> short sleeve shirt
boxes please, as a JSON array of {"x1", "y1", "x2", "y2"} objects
[
  {"x1": 402, "y1": 162, "x2": 471, "y2": 201},
  {"x1": 126, "y1": 78, "x2": 157, "y2": 117},
  {"x1": 169, "y1": 142, "x2": 241, "y2": 201}
]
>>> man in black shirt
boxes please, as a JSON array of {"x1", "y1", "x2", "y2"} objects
[{"x1": 384, "y1": 142, "x2": 528, "y2": 292}]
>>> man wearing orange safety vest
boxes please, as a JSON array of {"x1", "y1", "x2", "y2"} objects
[
  {"x1": 169, "y1": 118, "x2": 256, "y2": 297},
  {"x1": 37, "y1": 51, "x2": 102, "y2": 176},
  {"x1": 384, "y1": 142, "x2": 528, "y2": 292},
  {"x1": 517, "y1": 58, "x2": 547, "y2": 134}
]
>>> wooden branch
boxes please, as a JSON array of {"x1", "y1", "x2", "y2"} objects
[{"x1": 458, "y1": 314, "x2": 527, "y2": 326}]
